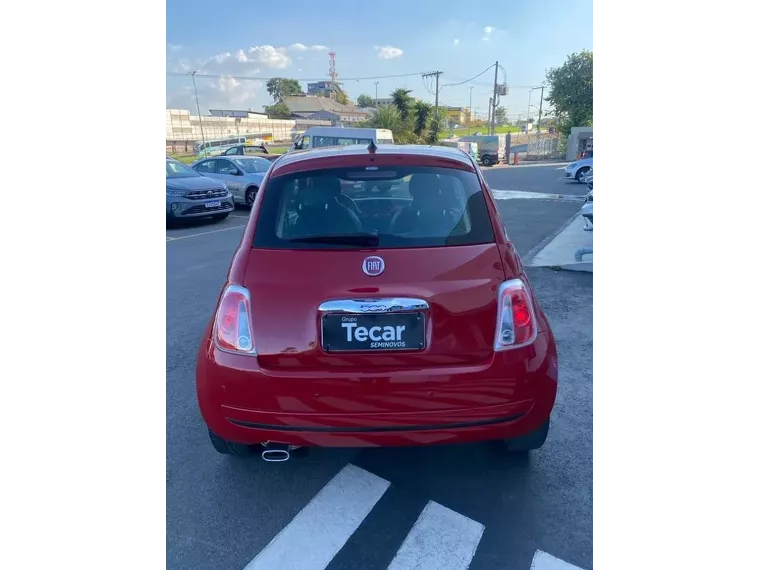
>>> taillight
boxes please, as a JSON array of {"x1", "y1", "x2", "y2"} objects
[
  {"x1": 213, "y1": 284, "x2": 256, "y2": 354},
  {"x1": 494, "y1": 278, "x2": 538, "y2": 351}
]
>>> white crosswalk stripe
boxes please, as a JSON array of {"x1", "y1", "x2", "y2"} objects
[
  {"x1": 387, "y1": 501, "x2": 484, "y2": 570},
  {"x1": 241, "y1": 463, "x2": 588, "y2": 570},
  {"x1": 244, "y1": 464, "x2": 390, "y2": 570},
  {"x1": 531, "y1": 550, "x2": 586, "y2": 569}
]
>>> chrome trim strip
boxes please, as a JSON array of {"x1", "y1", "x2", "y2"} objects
[{"x1": 318, "y1": 298, "x2": 430, "y2": 314}]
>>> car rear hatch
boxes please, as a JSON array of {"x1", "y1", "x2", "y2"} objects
[
  {"x1": 235, "y1": 159, "x2": 528, "y2": 423},
  {"x1": 244, "y1": 244, "x2": 506, "y2": 370}
]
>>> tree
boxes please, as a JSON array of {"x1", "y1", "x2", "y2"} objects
[
  {"x1": 356, "y1": 94, "x2": 374, "y2": 108},
  {"x1": 426, "y1": 108, "x2": 447, "y2": 144},
  {"x1": 390, "y1": 88, "x2": 414, "y2": 123},
  {"x1": 364, "y1": 91, "x2": 446, "y2": 144},
  {"x1": 544, "y1": 50, "x2": 593, "y2": 136},
  {"x1": 413, "y1": 101, "x2": 432, "y2": 136},
  {"x1": 264, "y1": 101, "x2": 292, "y2": 119},
  {"x1": 367, "y1": 106, "x2": 402, "y2": 132},
  {"x1": 494, "y1": 106, "x2": 507, "y2": 125},
  {"x1": 334, "y1": 88, "x2": 350, "y2": 106},
  {"x1": 265, "y1": 77, "x2": 303, "y2": 102}
]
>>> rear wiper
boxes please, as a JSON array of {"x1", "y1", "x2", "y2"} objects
[{"x1": 287, "y1": 232, "x2": 380, "y2": 246}]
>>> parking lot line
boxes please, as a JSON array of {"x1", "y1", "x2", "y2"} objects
[
  {"x1": 530, "y1": 550, "x2": 586, "y2": 569},
  {"x1": 387, "y1": 501, "x2": 485, "y2": 570},
  {"x1": 244, "y1": 465, "x2": 390, "y2": 570},
  {"x1": 166, "y1": 224, "x2": 246, "y2": 242},
  {"x1": 491, "y1": 189, "x2": 584, "y2": 201},
  {"x1": 229, "y1": 214, "x2": 249, "y2": 219}
]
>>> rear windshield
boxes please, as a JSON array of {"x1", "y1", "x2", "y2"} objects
[{"x1": 252, "y1": 165, "x2": 495, "y2": 250}]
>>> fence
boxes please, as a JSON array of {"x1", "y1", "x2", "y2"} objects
[
  {"x1": 523, "y1": 134, "x2": 562, "y2": 161},
  {"x1": 165, "y1": 109, "x2": 332, "y2": 145}
]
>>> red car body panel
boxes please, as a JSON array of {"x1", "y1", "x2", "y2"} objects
[{"x1": 195, "y1": 145, "x2": 558, "y2": 448}]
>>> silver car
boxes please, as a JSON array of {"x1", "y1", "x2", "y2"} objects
[
  {"x1": 192, "y1": 156, "x2": 272, "y2": 206},
  {"x1": 166, "y1": 158, "x2": 234, "y2": 222}
]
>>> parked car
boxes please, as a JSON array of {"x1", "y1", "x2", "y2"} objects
[
  {"x1": 564, "y1": 156, "x2": 593, "y2": 183},
  {"x1": 195, "y1": 143, "x2": 559, "y2": 461},
  {"x1": 221, "y1": 144, "x2": 282, "y2": 162},
  {"x1": 192, "y1": 156, "x2": 273, "y2": 206},
  {"x1": 166, "y1": 157, "x2": 234, "y2": 222},
  {"x1": 582, "y1": 189, "x2": 593, "y2": 230},
  {"x1": 581, "y1": 167, "x2": 593, "y2": 229}
]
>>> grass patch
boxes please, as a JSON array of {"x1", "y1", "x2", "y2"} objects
[
  {"x1": 169, "y1": 154, "x2": 196, "y2": 164},
  {"x1": 448, "y1": 125, "x2": 523, "y2": 136}
]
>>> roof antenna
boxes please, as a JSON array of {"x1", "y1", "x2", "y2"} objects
[{"x1": 367, "y1": 139, "x2": 377, "y2": 153}]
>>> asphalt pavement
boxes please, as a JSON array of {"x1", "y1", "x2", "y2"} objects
[{"x1": 167, "y1": 164, "x2": 593, "y2": 570}]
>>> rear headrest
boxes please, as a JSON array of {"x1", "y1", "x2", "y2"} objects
[
  {"x1": 301, "y1": 176, "x2": 341, "y2": 206},
  {"x1": 408, "y1": 173, "x2": 440, "y2": 200}
]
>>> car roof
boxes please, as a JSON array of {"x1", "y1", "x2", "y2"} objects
[{"x1": 273, "y1": 144, "x2": 474, "y2": 171}]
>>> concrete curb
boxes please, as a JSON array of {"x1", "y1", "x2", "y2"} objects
[
  {"x1": 548, "y1": 261, "x2": 593, "y2": 273},
  {"x1": 527, "y1": 215, "x2": 593, "y2": 273}
]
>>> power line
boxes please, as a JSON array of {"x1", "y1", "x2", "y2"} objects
[
  {"x1": 422, "y1": 71, "x2": 443, "y2": 110},
  {"x1": 441, "y1": 64, "x2": 495, "y2": 88},
  {"x1": 167, "y1": 71, "x2": 428, "y2": 82},
  {"x1": 168, "y1": 70, "x2": 545, "y2": 91}
]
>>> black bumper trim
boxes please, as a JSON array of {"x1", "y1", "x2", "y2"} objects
[{"x1": 226, "y1": 413, "x2": 525, "y2": 433}]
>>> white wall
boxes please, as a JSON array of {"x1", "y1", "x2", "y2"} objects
[
  {"x1": 166, "y1": 109, "x2": 323, "y2": 142},
  {"x1": 566, "y1": 127, "x2": 593, "y2": 160}
]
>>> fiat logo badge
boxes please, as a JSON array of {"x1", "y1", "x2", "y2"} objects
[{"x1": 362, "y1": 256, "x2": 385, "y2": 276}]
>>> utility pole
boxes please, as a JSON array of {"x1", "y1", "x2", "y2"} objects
[
  {"x1": 529, "y1": 85, "x2": 544, "y2": 136},
  {"x1": 487, "y1": 97, "x2": 492, "y2": 131},
  {"x1": 491, "y1": 60, "x2": 499, "y2": 135},
  {"x1": 468, "y1": 86, "x2": 474, "y2": 134},
  {"x1": 191, "y1": 71, "x2": 206, "y2": 154},
  {"x1": 422, "y1": 71, "x2": 443, "y2": 112},
  {"x1": 537, "y1": 86, "x2": 545, "y2": 134},
  {"x1": 374, "y1": 81, "x2": 379, "y2": 106}
]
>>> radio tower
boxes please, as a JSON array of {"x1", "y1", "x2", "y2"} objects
[
  {"x1": 328, "y1": 51, "x2": 338, "y2": 99},
  {"x1": 328, "y1": 51, "x2": 337, "y2": 82}
]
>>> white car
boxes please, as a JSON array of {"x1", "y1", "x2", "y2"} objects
[{"x1": 564, "y1": 156, "x2": 593, "y2": 183}]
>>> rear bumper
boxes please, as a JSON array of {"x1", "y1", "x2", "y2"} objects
[{"x1": 196, "y1": 331, "x2": 559, "y2": 447}]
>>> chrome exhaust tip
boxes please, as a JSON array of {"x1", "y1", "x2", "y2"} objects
[{"x1": 261, "y1": 449, "x2": 290, "y2": 462}]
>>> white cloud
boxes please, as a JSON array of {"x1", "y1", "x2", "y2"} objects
[
  {"x1": 167, "y1": 76, "x2": 262, "y2": 112},
  {"x1": 453, "y1": 38, "x2": 460, "y2": 45},
  {"x1": 167, "y1": 41, "x2": 328, "y2": 113},
  {"x1": 482, "y1": 26, "x2": 495, "y2": 41},
  {"x1": 375, "y1": 45, "x2": 403, "y2": 60},
  {"x1": 167, "y1": 43, "x2": 182, "y2": 52},
  {"x1": 290, "y1": 43, "x2": 329, "y2": 52}
]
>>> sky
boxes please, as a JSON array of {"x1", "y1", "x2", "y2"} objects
[{"x1": 166, "y1": 0, "x2": 592, "y2": 122}]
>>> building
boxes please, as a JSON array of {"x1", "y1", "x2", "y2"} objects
[
  {"x1": 307, "y1": 81, "x2": 342, "y2": 97},
  {"x1": 566, "y1": 127, "x2": 593, "y2": 161},
  {"x1": 165, "y1": 108, "x2": 331, "y2": 144},
  {"x1": 282, "y1": 96, "x2": 371, "y2": 125},
  {"x1": 304, "y1": 109, "x2": 370, "y2": 125},
  {"x1": 444, "y1": 106, "x2": 472, "y2": 125},
  {"x1": 209, "y1": 109, "x2": 268, "y2": 119},
  {"x1": 374, "y1": 98, "x2": 395, "y2": 107}
]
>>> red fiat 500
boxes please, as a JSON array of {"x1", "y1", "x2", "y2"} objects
[{"x1": 196, "y1": 144, "x2": 558, "y2": 460}]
